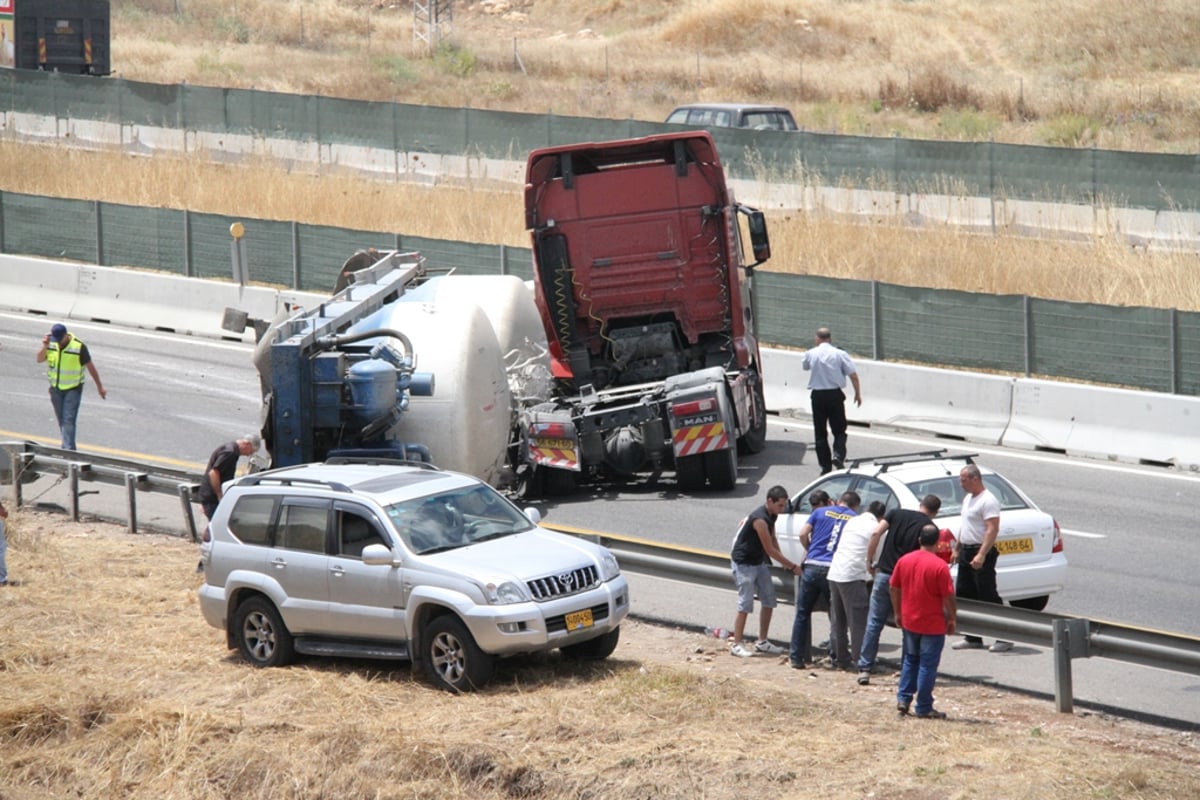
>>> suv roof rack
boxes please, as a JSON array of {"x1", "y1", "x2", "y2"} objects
[
  {"x1": 323, "y1": 455, "x2": 442, "y2": 471},
  {"x1": 236, "y1": 473, "x2": 353, "y2": 493},
  {"x1": 847, "y1": 450, "x2": 977, "y2": 472}
]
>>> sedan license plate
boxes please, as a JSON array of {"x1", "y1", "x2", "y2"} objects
[
  {"x1": 995, "y1": 537, "x2": 1034, "y2": 555},
  {"x1": 565, "y1": 609, "x2": 594, "y2": 631}
]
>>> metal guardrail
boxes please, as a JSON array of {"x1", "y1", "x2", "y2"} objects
[
  {"x1": 546, "y1": 523, "x2": 1200, "y2": 716},
  {"x1": 2, "y1": 441, "x2": 205, "y2": 542},
  {"x1": 4, "y1": 441, "x2": 1197, "y2": 717}
]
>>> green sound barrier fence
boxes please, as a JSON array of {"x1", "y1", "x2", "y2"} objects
[{"x1": 2, "y1": 191, "x2": 1197, "y2": 395}]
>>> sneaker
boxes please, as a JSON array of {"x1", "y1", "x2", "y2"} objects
[
  {"x1": 914, "y1": 709, "x2": 947, "y2": 719},
  {"x1": 789, "y1": 661, "x2": 807, "y2": 670},
  {"x1": 952, "y1": 639, "x2": 985, "y2": 650},
  {"x1": 897, "y1": 701, "x2": 911, "y2": 716},
  {"x1": 857, "y1": 670, "x2": 871, "y2": 685},
  {"x1": 754, "y1": 640, "x2": 784, "y2": 655},
  {"x1": 730, "y1": 643, "x2": 755, "y2": 658},
  {"x1": 989, "y1": 640, "x2": 1013, "y2": 652}
]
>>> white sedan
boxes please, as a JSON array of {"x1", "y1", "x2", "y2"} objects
[{"x1": 776, "y1": 450, "x2": 1067, "y2": 610}]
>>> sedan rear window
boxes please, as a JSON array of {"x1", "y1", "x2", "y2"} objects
[{"x1": 906, "y1": 475, "x2": 1030, "y2": 517}]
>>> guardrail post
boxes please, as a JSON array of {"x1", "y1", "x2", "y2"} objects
[
  {"x1": 1052, "y1": 618, "x2": 1090, "y2": 713},
  {"x1": 124, "y1": 472, "x2": 144, "y2": 534},
  {"x1": 180, "y1": 484, "x2": 200, "y2": 542},
  {"x1": 68, "y1": 462, "x2": 83, "y2": 522}
]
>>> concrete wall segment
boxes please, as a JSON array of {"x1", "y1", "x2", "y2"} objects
[{"x1": 1004, "y1": 379, "x2": 1200, "y2": 471}]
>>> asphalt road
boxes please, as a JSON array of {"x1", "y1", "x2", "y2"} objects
[{"x1": 3, "y1": 311, "x2": 1198, "y2": 726}]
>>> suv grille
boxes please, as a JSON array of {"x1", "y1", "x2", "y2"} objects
[{"x1": 527, "y1": 565, "x2": 600, "y2": 600}]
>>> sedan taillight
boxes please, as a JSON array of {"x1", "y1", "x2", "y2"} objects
[{"x1": 1051, "y1": 519, "x2": 1064, "y2": 553}]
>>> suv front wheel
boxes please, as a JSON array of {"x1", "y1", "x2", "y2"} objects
[
  {"x1": 424, "y1": 615, "x2": 494, "y2": 692},
  {"x1": 233, "y1": 596, "x2": 296, "y2": 667}
]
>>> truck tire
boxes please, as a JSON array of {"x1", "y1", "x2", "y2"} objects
[
  {"x1": 424, "y1": 615, "x2": 494, "y2": 692},
  {"x1": 676, "y1": 453, "x2": 706, "y2": 491},
  {"x1": 737, "y1": 381, "x2": 768, "y2": 455},
  {"x1": 233, "y1": 596, "x2": 296, "y2": 668},
  {"x1": 561, "y1": 627, "x2": 620, "y2": 660},
  {"x1": 704, "y1": 447, "x2": 738, "y2": 491}
]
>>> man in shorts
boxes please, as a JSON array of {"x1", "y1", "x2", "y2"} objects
[{"x1": 728, "y1": 486, "x2": 802, "y2": 657}]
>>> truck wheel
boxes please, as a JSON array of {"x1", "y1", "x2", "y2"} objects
[
  {"x1": 737, "y1": 382, "x2": 768, "y2": 455},
  {"x1": 676, "y1": 454, "x2": 705, "y2": 491},
  {"x1": 704, "y1": 447, "x2": 738, "y2": 491},
  {"x1": 561, "y1": 627, "x2": 620, "y2": 660},
  {"x1": 233, "y1": 596, "x2": 296, "y2": 668},
  {"x1": 424, "y1": 615, "x2": 494, "y2": 692}
]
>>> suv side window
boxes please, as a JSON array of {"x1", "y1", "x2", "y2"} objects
[
  {"x1": 227, "y1": 495, "x2": 277, "y2": 545},
  {"x1": 277, "y1": 501, "x2": 330, "y2": 554},
  {"x1": 336, "y1": 506, "x2": 387, "y2": 558}
]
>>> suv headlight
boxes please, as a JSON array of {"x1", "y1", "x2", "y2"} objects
[
  {"x1": 598, "y1": 550, "x2": 621, "y2": 581},
  {"x1": 484, "y1": 580, "x2": 529, "y2": 605}
]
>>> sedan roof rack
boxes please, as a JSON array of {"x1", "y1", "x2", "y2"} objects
[{"x1": 847, "y1": 449, "x2": 977, "y2": 472}]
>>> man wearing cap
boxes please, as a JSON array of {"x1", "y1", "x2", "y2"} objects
[
  {"x1": 36, "y1": 323, "x2": 107, "y2": 451},
  {"x1": 197, "y1": 435, "x2": 262, "y2": 521}
]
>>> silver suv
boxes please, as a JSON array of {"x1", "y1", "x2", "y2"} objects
[
  {"x1": 198, "y1": 460, "x2": 629, "y2": 691},
  {"x1": 665, "y1": 103, "x2": 799, "y2": 131}
]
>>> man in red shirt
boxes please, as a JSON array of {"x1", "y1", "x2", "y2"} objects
[{"x1": 889, "y1": 523, "x2": 957, "y2": 719}]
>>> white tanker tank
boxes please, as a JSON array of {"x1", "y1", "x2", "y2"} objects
[{"x1": 252, "y1": 251, "x2": 549, "y2": 487}]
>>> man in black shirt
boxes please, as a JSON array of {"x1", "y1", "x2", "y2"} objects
[
  {"x1": 727, "y1": 485, "x2": 801, "y2": 657},
  {"x1": 855, "y1": 494, "x2": 942, "y2": 684},
  {"x1": 197, "y1": 434, "x2": 262, "y2": 520}
]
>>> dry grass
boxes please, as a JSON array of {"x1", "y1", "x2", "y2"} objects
[
  {"x1": 2, "y1": 508, "x2": 1198, "y2": 799},
  {"x1": 103, "y1": 0, "x2": 1200, "y2": 153},
  {"x1": 6, "y1": 140, "x2": 1200, "y2": 311}
]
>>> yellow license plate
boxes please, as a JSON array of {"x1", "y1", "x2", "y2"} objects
[
  {"x1": 535, "y1": 437, "x2": 575, "y2": 450},
  {"x1": 565, "y1": 609, "x2": 594, "y2": 630},
  {"x1": 995, "y1": 537, "x2": 1034, "y2": 555}
]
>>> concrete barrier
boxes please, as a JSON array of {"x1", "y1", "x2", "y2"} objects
[
  {"x1": 6, "y1": 257, "x2": 1200, "y2": 471},
  {"x1": 1004, "y1": 379, "x2": 1200, "y2": 471},
  {"x1": 763, "y1": 348, "x2": 1013, "y2": 445},
  {"x1": 0, "y1": 257, "x2": 306, "y2": 343}
]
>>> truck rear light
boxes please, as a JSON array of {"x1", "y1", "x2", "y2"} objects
[
  {"x1": 1051, "y1": 520, "x2": 1064, "y2": 553},
  {"x1": 671, "y1": 397, "x2": 717, "y2": 417},
  {"x1": 532, "y1": 422, "x2": 570, "y2": 438}
]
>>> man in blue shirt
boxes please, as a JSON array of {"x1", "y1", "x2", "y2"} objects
[
  {"x1": 790, "y1": 490, "x2": 858, "y2": 668},
  {"x1": 802, "y1": 327, "x2": 862, "y2": 474}
]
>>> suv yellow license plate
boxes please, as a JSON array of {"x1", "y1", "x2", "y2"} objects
[
  {"x1": 996, "y1": 537, "x2": 1034, "y2": 555},
  {"x1": 565, "y1": 609, "x2": 594, "y2": 631}
]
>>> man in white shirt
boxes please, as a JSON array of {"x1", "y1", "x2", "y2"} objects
[
  {"x1": 951, "y1": 464, "x2": 1011, "y2": 652},
  {"x1": 801, "y1": 327, "x2": 862, "y2": 474},
  {"x1": 827, "y1": 497, "x2": 884, "y2": 670}
]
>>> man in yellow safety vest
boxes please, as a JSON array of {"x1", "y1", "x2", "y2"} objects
[{"x1": 35, "y1": 323, "x2": 107, "y2": 450}]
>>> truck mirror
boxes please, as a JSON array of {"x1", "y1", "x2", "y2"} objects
[{"x1": 745, "y1": 209, "x2": 771, "y2": 267}]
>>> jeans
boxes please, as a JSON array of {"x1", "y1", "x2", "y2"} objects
[
  {"x1": 50, "y1": 386, "x2": 84, "y2": 451},
  {"x1": 828, "y1": 578, "x2": 870, "y2": 668},
  {"x1": 897, "y1": 629, "x2": 946, "y2": 715},
  {"x1": 856, "y1": 571, "x2": 893, "y2": 671},
  {"x1": 789, "y1": 563, "x2": 831, "y2": 665}
]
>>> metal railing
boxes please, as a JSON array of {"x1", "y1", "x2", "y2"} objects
[
  {"x1": 544, "y1": 523, "x2": 1200, "y2": 716},
  {"x1": 4, "y1": 440, "x2": 1197, "y2": 718}
]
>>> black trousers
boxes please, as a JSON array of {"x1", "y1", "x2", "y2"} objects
[
  {"x1": 956, "y1": 545, "x2": 1002, "y2": 644},
  {"x1": 810, "y1": 388, "x2": 848, "y2": 472}
]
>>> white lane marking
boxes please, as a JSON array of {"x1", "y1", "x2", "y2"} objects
[
  {"x1": 767, "y1": 417, "x2": 1200, "y2": 484},
  {"x1": 1060, "y1": 529, "x2": 1106, "y2": 539}
]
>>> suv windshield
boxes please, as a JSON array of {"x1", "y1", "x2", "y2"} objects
[{"x1": 386, "y1": 483, "x2": 535, "y2": 554}]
